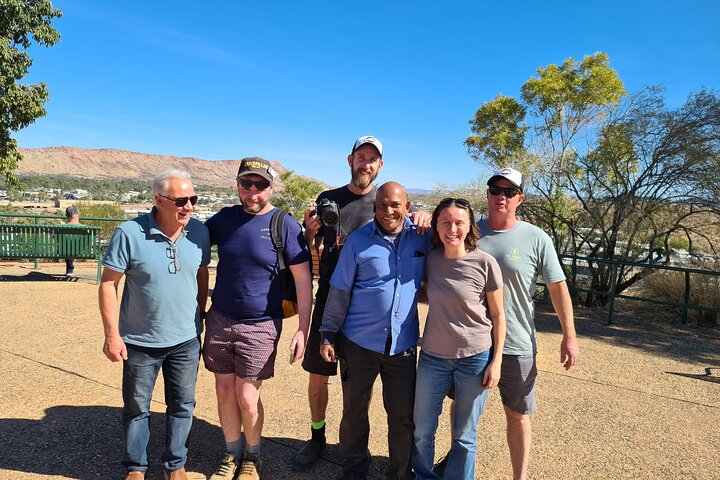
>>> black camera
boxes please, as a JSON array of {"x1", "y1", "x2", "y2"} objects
[{"x1": 313, "y1": 198, "x2": 340, "y2": 228}]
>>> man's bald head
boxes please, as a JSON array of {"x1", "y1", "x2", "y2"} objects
[
  {"x1": 377, "y1": 181, "x2": 406, "y2": 202},
  {"x1": 374, "y1": 181, "x2": 410, "y2": 234}
]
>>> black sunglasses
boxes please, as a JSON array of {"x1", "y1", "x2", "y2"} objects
[
  {"x1": 166, "y1": 244, "x2": 181, "y2": 274},
  {"x1": 159, "y1": 193, "x2": 198, "y2": 207},
  {"x1": 487, "y1": 186, "x2": 521, "y2": 198},
  {"x1": 237, "y1": 178, "x2": 271, "y2": 191},
  {"x1": 439, "y1": 197, "x2": 471, "y2": 208}
]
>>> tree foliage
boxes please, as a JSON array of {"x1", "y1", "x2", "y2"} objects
[
  {"x1": 465, "y1": 52, "x2": 720, "y2": 306},
  {"x1": 77, "y1": 201, "x2": 125, "y2": 240},
  {"x1": 272, "y1": 170, "x2": 325, "y2": 218},
  {"x1": 0, "y1": 0, "x2": 62, "y2": 184}
]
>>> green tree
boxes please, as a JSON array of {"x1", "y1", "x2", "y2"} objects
[
  {"x1": 465, "y1": 53, "x2": 720, "y2": 306},
  {"x1": 272, "y1": 170, "x2": 324, "y2": 218},
  {"x1": 77, "y1": 202, "x2": 125, "y2": 240},
  {"x1": 0, "y1": 0, "x2": 62, "y2": 184}
]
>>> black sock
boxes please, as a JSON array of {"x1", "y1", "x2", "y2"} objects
[{"x1": 311, "y1": 424, "x2": 326, "y2": 443}]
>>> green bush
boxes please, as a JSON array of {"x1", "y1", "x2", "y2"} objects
[
  {"x1": 77, "y1": 202, "x2": 126, "y2": 240},
  {"x1": 668, "y1": 236, "x2": 690, "y2": 251}
]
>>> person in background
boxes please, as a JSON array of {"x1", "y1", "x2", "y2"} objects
[{"x1": 64, "y1": 204, "x2": 80, "y2": 276}]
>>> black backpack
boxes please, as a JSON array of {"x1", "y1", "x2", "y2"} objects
[{"x1": 270, "y1": 209, "x2": 299, "y2": 318}]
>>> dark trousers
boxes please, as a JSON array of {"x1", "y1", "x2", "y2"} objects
[
  {"x1": 65, "y1": 258, "x2": 74, "y2": 273},
  {"x1": 338, "y1": 335, "x2": 417, "y2": 480}
]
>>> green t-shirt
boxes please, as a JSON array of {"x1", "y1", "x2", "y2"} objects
[{"x1": 477, "y1": 220, "x2": 566, "y2": 355}]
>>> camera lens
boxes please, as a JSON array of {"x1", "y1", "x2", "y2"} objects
[{"x1": 321, "y1": 209, "x2": 339, "y2": 228}]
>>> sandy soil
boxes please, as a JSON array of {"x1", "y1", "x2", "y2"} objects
[{"x1": 1, "y1": 261, "x2": 718, "y2": 479}]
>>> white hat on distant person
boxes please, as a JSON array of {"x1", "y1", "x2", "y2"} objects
[
  {"x1": 487, "y1": 167, "x2": 523, "y2": 191},
  {"x1": 352, "y1": 135, "x2": 383, "y2": 156}
]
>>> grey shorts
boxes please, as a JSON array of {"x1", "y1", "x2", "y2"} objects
[
  {"x1": 202, "y1": 306, "x2": 282, "y2": 381},
  {"x1": 498, "y1": 354, "x2": 537, "y2": 415}
]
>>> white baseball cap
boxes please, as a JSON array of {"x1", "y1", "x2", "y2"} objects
[
  {"x1": 487, "y1": 167, "x2": 523, "y2": 191},
  {"x1": 351, "y1": 135, "x2": 383, "y2": 156}
]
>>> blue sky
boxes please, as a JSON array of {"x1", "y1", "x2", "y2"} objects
[{"x1": 16, "y1": 1, "x2": 720, "y2": 190}]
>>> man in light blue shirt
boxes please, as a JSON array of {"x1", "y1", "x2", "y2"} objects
[
  {"x1": 320, "y1": 181, "x2": 431, "y2": 480},
  {"x1": 99, "y1": 169, "x2": 210, "y2": 480}
]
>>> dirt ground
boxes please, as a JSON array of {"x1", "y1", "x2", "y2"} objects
[{"x1": 0, "y1": 261, "x2": 718, "y2": 480}]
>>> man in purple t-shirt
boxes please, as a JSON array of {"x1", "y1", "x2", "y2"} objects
[{"x1": 204, "y1": 158, "x2": 312, "y2": 480}]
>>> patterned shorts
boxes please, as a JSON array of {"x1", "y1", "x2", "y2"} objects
[{"x1": 202, "y1": 306, "x2": 283, "y2": 381}]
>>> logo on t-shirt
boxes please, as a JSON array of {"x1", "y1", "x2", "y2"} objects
[
  {"x1": 261, "y1": 227, "x2": 270, "y2": 241},
  {"x1": 508, "y1": 247, "x2": 520, "y2": 262}
]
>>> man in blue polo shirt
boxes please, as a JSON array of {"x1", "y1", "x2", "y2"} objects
[
  {"x1": 99, "y1": 169, "x2": 210, "y2": 480},
  {"x1": 320, "y1": 181, "x2": 432, "y2": 480}
]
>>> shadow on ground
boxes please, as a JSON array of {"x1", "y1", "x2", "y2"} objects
[
  {"x1": 0, "y1": 405, "x2": 218, "y2": 479},
  {"x1": 0, "y1": 405, "x2": 395, "y2": 479},
  {"x1": 0, "y1": 271, "x2": 78, "y2": 282}
]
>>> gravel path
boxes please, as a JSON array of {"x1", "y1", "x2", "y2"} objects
[{"x1": 1, "y1": 262, "x2": 718, "y2": 479}]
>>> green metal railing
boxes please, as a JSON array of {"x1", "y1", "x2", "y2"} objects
[
  {"x1": 2, "y1": 214, "x2": 718, "y2": 327},
  {"x1": 0, "y1": 213, "x2": 126, "y2": 280},
  {"x1": 557, "y1": 254, "x2": 720, "y2": 326}
]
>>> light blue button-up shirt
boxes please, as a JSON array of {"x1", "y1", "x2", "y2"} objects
[{"x1": 321, "y1": 217, "x2": 432, "y2": 355}]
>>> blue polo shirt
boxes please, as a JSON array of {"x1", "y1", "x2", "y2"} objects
[
  {"x1": 324, "y1": 217, "x2": 431, "y2": 355},
  {"x1": 102, "y1": 210, "x2": 211, "y2": 347}
]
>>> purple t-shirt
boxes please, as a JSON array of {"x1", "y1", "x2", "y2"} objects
[
  {"x1": 421, "y1": 248, "x2": 503, "y2": 359},
  {"x1": 206, "y1": 206, "x2": 310, "y2": 321}
]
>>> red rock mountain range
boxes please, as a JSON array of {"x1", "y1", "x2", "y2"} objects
[{"x1": 17, "y1": 146, "x2": 292, "y2": 188}]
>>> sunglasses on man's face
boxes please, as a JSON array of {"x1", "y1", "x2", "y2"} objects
[
  {"x1": 487, "y1": 186, "x2": 521, "y2": 199},
  {"x1": 159, "y1": 193, "x2": 198, "y2": 207},
  {"x1": 237, "y1": 178, "x2": 271, "y2": 191}
]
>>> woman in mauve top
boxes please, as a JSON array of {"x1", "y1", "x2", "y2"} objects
[{"x1": 411, "y1": 197, "x2": 506, "y2": 480}]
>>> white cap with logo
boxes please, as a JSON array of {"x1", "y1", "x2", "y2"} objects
[
  {"x1": 352, "y1": 135, "x2": 383, "y2": 156},
  {"x1": 487, "y1": 167, "x2": 523, "y2": 191}
]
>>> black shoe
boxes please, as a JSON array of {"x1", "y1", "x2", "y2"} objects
[{"x1": 292, "y1": 438, "x2": 326, "y2": 471}]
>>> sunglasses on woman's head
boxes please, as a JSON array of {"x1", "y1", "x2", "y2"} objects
[
  {"x1": 159, "y1": 193, "x2": 198, "y2": 207},
  {"x1": 439, "y1": 197, "x2": 471, "y2": 208},
  {"x1": 487, "y1": 186, "x2": 521, "y2": 198},
  {"x1": 237, "y1": 178, "x2": 271, "y2": 191}
]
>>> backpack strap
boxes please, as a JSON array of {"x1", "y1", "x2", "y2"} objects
[{"x1": 270, "y1": 209, "x2": 289, "y2": 270}]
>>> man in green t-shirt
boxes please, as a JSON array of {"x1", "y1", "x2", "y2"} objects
[{"x1": 477, "y1": 167, "x2": 579, "y2": 480}]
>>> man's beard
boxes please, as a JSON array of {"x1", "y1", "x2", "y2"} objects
[
  {"x1": 351, "y1": 166, "x2": 378, "y2": 189},
  {"x1": 242, "y1": 197, "x2": 268, "y2": 214}
]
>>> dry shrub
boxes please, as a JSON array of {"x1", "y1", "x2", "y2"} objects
[{"x1": 643, "y1": 262, "x2": 720, "y2": 327}]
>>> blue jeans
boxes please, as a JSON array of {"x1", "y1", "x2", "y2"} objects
[
  {"x1": 122, "y1": 337, "x2": 200, "y2": 472},
  {"x1": 411, "y1": 349, "x2": 491, "y2": 480}
]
